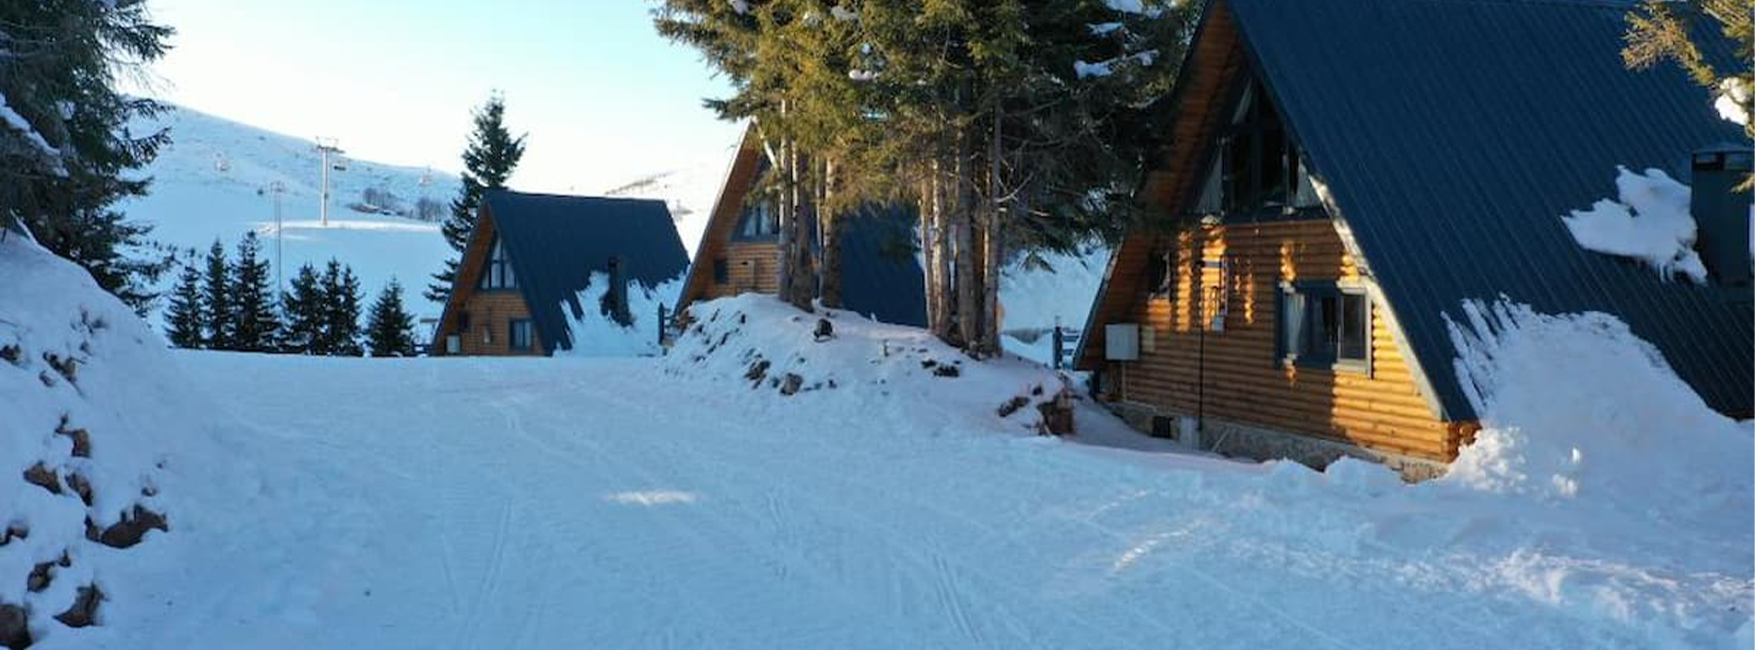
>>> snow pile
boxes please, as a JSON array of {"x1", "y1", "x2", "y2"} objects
[
  {"x1": 555, "y1": 272, "x2": 682, "y2": 357},
  {"x1": 668, "y1": 294, "x2": 1075, "y2": 435},
  {"x1": 1717, "y1": 78, "x2": 1750, "y2": 126},
  {"x1": 0, "y1": 234, "x2": 231, "y2": 648},
  {"x1": 1444, "y1": 299, "x2": 1750, "y2": 510},
  {"x1": 1561, "y1": 166, "x2": 1706, "y2": 283}
]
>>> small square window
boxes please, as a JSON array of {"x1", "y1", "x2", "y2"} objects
[
  {"x1": 1279, "y1": 283, "x2": 1368, "y2": 372},
  {"x1": 713, "y1": 258, "x2": 729, "y2": 283},
  {"x1": 509, "y1": 319, "x2": 533, "y2": 351}
]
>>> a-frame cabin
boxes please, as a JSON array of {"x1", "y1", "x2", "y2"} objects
[
  {"x1": 431, "y1": 191, "x2": 689, "y2": 356},
  {"x1": 1078, "y1": 0, "x2": 1752, "y2": 478},
  {"x1": 676, "y1": 125, "x2": 928, "y2": 327}
]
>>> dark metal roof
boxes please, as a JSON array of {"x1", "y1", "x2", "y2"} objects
[
  {"x1": 1225, "y1": 0, "x2": 1752, "y2": 419},
  {"x1": 837, "y1": 205, "x2": 928, "y2": 328},
  {"x1": 484, "y1": 191, "x2": 689, "y2": 354}
]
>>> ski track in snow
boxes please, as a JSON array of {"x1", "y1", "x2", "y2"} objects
[{"x1": 143, "y1": 352, "x2": 1745, "y2": 649}]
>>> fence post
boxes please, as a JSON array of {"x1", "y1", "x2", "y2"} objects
[
  {"x1": 657, "y1": 303, "x2": 668, "y2": 346},
  {"x1": 1052, "y1": 325, "x2": 1064, "y2": 370}
]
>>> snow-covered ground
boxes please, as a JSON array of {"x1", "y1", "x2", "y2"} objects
[{"x1": 6, "y1": 233, "x2": 1748, "y2": 648}]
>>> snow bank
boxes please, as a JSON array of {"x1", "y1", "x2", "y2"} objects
[
  {"x1": 0, "y1": 234, "x2": 230, "y2": 648},
  {"x1": 1561, "y1": 166, "x2": 1707, "y2": 282},
  {"x1": 1444, "y1": 299, "x2": 1750, "y2": 513},
  {"x1": 555, "y1": 272, "x2": 682, "y2": 357},
  {"x1": 999, "y1": 245, "x2": 1109, "y2": 365},
  {"x1": 667, "y1": 294, "x2": 1076, "y2": 436}
]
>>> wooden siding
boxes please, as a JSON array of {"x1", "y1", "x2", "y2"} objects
[
  {"x1": 1108, "y1": 219, "x2": 1457, "y2": 460},
  {"x1": 700, "y1": 240, "x2": 780, "y2": 300},
  {"x1": 433, "y1": 208, "x2": 544, "y2": 356}
]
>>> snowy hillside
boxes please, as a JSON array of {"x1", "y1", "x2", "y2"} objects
[
  {"x1": 602, "y1": 147, "x2": 738, "y2": 257},
  {"x1": 120, "y1": 105, "x2": 461, "y2": 323}
]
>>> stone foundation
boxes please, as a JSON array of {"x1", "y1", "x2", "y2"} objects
[{"x1": 1101, "y1": 400, "x2": 1449, "y2": 482}]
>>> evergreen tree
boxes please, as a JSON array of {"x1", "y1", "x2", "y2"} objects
[
  {"x1": 321, "y1": 260, "x2": 365, "y2": 357},
  {"x1": 201, "y1": 239, "x2": 234, "y2": 350},
  {"x1": 366, "y1": 279, "x2": 417, "y2": 357},
  {"x1": 280, "y1": 263, "x2": 327, "y2": 354},
  {"x1": 229, "y1": 232, "x2": 282, "y2": 352},
  {"x1": 427, "y1": 94, "x2": 527, "y2": 303},
  {"x1": 163, "y1": 249, "x2": 206, "y2": 349},
  {"x1": 1, "y1": 1, "x2": 175, "y2": 312}
]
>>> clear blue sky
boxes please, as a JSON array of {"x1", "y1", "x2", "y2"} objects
[{"x1": 138, "y1": 0, "x2": 743, "y2": 193}]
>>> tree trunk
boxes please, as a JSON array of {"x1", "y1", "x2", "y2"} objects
[
  {"x1": 982, "y1": 99, "x2": 1004, "y2": 356},
  {"x1": 774, "y1": 110, "x2": 795, "y2": 305},
  {"x1": 787, "y1": 147, "x2": 815, "y2": 310},
  {"x1": 820, "y1": 158, "x2": 843, "y2": 309},
  {"x1": 953, "y1": 128, "x2": 978, "y2": 350},
  {"x1": 930, "y1": 159, "x2": 953, "y2": 339}
]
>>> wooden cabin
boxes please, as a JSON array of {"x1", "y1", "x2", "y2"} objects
[
  {"x1": 676, "y1": 125, "x2": 928, "y2": 326},
  {"x1": 1078, "y1": 0, "x2": 1752, "y2": 479},
  {"x1": 431, "y1": 191, "x2": 689, "y2": 356}
]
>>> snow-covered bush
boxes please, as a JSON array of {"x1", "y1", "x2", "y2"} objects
[{"x1": 0, "y1": 233, "x2": 226, "y2": 648}]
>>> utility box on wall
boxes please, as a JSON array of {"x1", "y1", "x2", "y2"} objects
[{"x1": 1105, "y1": 323, "x2": 1140, "y2": 361}]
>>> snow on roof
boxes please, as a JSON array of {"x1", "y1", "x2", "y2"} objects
[{"x1": 1561, "y1": 166, "x2": 1707, "y2": 283}]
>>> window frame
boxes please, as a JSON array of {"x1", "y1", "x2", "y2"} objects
[
  {"x1": 1190, "y1": 72, "x2": 1326, "y2": 221},
  {"x1": 1276, "y1": 280, "x2": 1371, "y2": 375},
  {"x1": 732, "y1": 199, "x2": 779, "y2": 242},
  {"x1": 508, "y1": 318, "x2": 534, "y2": 352},
  {"x1": 479, "y1": 235, "x2": 517, "y2": 291}
]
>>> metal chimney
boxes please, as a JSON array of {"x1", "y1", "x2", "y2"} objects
[{"x1": 1691, "y1": 143, "x2": 1754, "y2": 286}]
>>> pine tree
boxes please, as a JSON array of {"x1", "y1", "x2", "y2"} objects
[
  {"x1": 163, "y1": 249, "x2": 206, "y2": 349},
  {"x1": 1, "y1": 1, "x2": 174, "y2": 312},
  {"x1": 202, "y1": 239, "x2": 234, "y2": 350},
  {"x1": 229, "y1": 232, "x2": 282, "y2": 352},
  {"x1": 321, "y1": 260, "x2": 365, "y2": 357},
  {"x1": 366, "y1": 279, "x2": 417, "y2": 357},
  {"x1": 427, "y1": 93, "x2": 527, "y2": 303},
  {"x1": 280, "y1": 263, "x2": 326, "y2": 354}
]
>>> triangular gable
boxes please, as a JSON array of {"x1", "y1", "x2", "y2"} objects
[{"x1": 677, "y1": 124, "x2": 766, "y2": 312}]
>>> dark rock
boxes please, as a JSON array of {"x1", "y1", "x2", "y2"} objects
[
  {"x1": 66, "y1": 473, "x2": 92, "y2": 507},
  {"x1": 38, "y1": 371, "x2": 55, "y2": 387},
  {"x1": 0, "y1": 603, "x2": 29, "y2": 650},
  {"x1": 1036, "y1": 391, "x2": 1076, "y2": 436},
  {"x1": 744, "y1": 359, "x2": 770, "y2": 383},
  {"x1": 779, "y1": 373, "x2": 803, "y2": 396},
  {"x1": 1030, "y1": 384, "x2": 1044, "y2": 396},
  {"x1": 23, "y1": 463, "x2": 60, "y2": 495},
  {"x1": 920, "y1": 359, "x2": 938, "y2": 370},
  {"x1": 0, "y1": 524, "x2": 24, "y2": 546},
  {"x1": 0, "y1": 345, "x2": 19, "y2": 366},
  {"x1": 997, "y1": 395, "x2": 1031, "y2": 418},
  {"x1": 54, "y1": 584, "x2": 101, "y2": 628},
  {"x1": 813, "y1": 318, "x2": 834, "y2": 342},
  {"x1": 91, "y1": 505, "x2": 169, "y2": 549},
  {"x1": 932, "y1": 364, "x2": 960, "y2": 378},
  {"x1": 42, "y1": 353, "x2": 76, "y2": 384},
  {"x1": 55, "y1": 418, "x2": 91, "y2": 458}
]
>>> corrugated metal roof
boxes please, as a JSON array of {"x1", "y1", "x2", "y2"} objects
[
  {"x1": 837, "y1": 205, "x2": 928, "y2": 327},
  {"x1": 1225, "y1": 0, "x2": 1752, "y2": 419},
  {"x1": 484, "y1": 191, "x2": 690, "y2": 354}
]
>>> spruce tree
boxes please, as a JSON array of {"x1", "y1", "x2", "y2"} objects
[
  {"x1": 280, "y1": 263, "x2": 326, "y2": 354},
  {"x1": 427, "y1": 94, "x2": 527, "y2": 303},
  {"x1": 322, "y1": 260, "x2": 365, "y2": 357},
  {"x1": 1, "y1": 1, "x2": 174, "y2": 312},
  {"x1": 366, "y1": 279, "x2": 417, "y2": 357},
  {"x1": 202, "y1": 239, "x2": 234, "y2": 350},
  {"x1": 163, "y1": 249, "x2": 206, "y2": 349},
  {"x1": 229, "y1": 232, "x2": 282, "y2": 352}
]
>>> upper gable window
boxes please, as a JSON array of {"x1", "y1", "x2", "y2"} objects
[
  {"x1": 480, "y1": 236, "x2": 516, "y2": 290},
  {"x1": 1195, "y1": 77, "x2": 1323, "y2": 217},
  {"x1": 735, "y1": 200, "x2": 778, "y2": 240}
]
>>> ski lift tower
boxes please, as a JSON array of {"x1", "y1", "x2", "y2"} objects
[
  {"x1": 266, "y1": 181, "x2": 287, "y2": 296},
  {"x1": 314, "y1": 137, "x2": 346, "y2": 227}
]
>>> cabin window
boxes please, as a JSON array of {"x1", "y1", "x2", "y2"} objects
[
  {"x1": 509, "y1": 319, "x2": 533, "y2": 351},
  {"x1": 1144, "y1": 249, "x2": 1174, "y2": 299},
  {"x1": 480, "y1": 236, "x2": 516, "y2": 290},
  {"x1": 713, "y1": 258, "x2": 729, "y2": 283},
  {"x1": 735, "y1": 201, "x2": 778, "y2": 240},
  {"x1": 1279, "y1": 283, "x2": 1369, "y2": 372}
]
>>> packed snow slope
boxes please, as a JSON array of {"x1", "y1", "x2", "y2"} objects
[
  {"x1": 120, "y1": 104, "x2": 462, "y2": 322},
  {"x1": 0, "y1": 234, "x2": 237, "y2": 649},
  {"x1": 104, "y1": 292, "x2": 1750, "y2": 649}
]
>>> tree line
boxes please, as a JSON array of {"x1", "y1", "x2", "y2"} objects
[
  {"x1": 163, "y1": 232, "x2": 418, "y2": 357},
  {"x1": 653, "y1": 0, "x2": 1199, "y2": 357}
]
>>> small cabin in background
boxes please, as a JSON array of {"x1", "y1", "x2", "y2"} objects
[
  {"x1": 676, "y1": 126, "x2": 928, "y2": 326},
  {"x1": 431, "y1": 191, "x2": 689, "y2": 356},
  {"x1": 1078, "y1": 0, "x2": 1752, "y2": 479}
]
